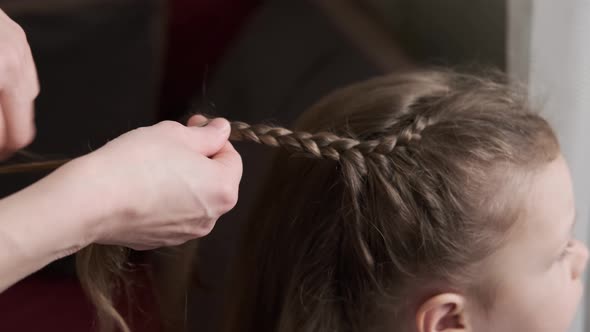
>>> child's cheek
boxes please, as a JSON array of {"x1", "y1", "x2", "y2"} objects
[
  {"x1": 491, "y1": 268, "x2": 577, "y2": 332},
  {"x1": 536, "y1": 264, "x2": 582, "y2": 331}
]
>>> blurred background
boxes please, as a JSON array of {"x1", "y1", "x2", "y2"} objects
[{"x1": 0, "y1": 0, "x2": 587, "y2": 331}]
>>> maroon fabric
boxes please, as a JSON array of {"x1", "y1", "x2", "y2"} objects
[
  {"x1": 0, "y1": 275, "x2": 95, "y2": 331},
  {"x1": 0, "y1": 271, "x2": 161, "y2": 332}
]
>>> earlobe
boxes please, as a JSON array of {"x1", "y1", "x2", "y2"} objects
[{"x1": 416, "y1": 293, "x2": 470, "y2": 332}]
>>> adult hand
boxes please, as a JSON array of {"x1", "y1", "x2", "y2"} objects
[
  {"x1": 55, "y1": 116, "x2": 242, "y2": 250},
  {"x1": 0, "y1": 116, "x2": 241, "y2": 291},
  {"x1": 0, "y1": 9, "x2": 39, "y2": 159}
]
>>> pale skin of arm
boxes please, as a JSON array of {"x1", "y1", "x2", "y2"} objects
[
  {"x1": 0, "y1": 8, "x2": 243, "y2": 292},
  {"x1": 0, "y1": 163, "x2": 103, "y2": 292}
]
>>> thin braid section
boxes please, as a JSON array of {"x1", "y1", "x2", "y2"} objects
[{"x1": 230, "y1": 122, "x2": 410, "y2": 161}]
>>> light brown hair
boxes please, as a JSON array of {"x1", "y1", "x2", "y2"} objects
[{"x1": 222, "y1": 70, "x2": 559, "y2": 332}]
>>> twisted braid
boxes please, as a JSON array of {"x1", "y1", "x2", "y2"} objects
[
  {"x1": 230, "y1": 115, "x2": 433, "y2": 273},
  {"x1": 230, "y1": 120, "x2": 423, "y2": 165},
  {"x1": 0, "y1": 115, "x2": 432, "y2": 176}
]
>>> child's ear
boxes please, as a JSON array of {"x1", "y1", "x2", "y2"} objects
[{"x1": 416, "y1": 293, "x2": 471, "y2": 332}]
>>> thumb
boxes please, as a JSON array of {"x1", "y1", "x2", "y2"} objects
[{"x1": 185, "y1": 117, "x2": 231, "y2": 157}]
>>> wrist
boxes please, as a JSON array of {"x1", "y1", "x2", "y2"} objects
[
  {"x1": 0, "y1": 156, "x2": 120, "y2": 261},
  {"x1": 0, "y1": 157, "x2": 114, "y2": 290},
  {"x1": 45, "y1": 155, "x2": 126, "y2": 247}
]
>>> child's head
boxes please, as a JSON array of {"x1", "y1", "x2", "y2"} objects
[{"x1": 225, "y1": 70, "x2": 588, "y2": 332}]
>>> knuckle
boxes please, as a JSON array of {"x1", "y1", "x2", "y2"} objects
[
  {"x1": 158, "y1": 238, "x2": 182, "y2": 248},
  {"x1": 185, "y1": 220, "x2": 216, "y2": 239},
  {"x1": 0, "y1": 51, "x2": 19, "y2": 75},
  {"x1": 170, "y1": 238, "x2": 188, "y2": 248},
  {"x1": 156, "y1": 120, "x2": 183, "y2": 132},
  {"x1": 181, "y1": 223, "x2": 198, "y2": 237},
  {"x1": 7, "y1": 127, "x2": 35, "y2": 150},
  {"x1": 217, "y1": 181, "x2": 239, "y2": 212},
  {"x1": 178, "y1": 218, "x2": 215, "y2": 239},
  {"x1": 198, "y1": 220, "x2": 216, "y2": 237},
  {"x1": 12, "y1": 23, "x2": 27, "y2": 41}
]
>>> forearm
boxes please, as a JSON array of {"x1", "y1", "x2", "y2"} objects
[{"x1": 0, "y1": 160, "x2": 104, "y2": 291}]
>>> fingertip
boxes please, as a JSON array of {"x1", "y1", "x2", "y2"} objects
[
  {"x1": 185, "y1": 118, "x2": 231, "y2": 156},
  {"x1": 206, "y1": 118, "x2": 231, "y2": 134},
  {"x1": 188, "y1": 117, "x2": 231, "y2": 142},
  {"x1": 187, "y1": 117, "x2": 230, "y2": 134},
  {"x1": 7, "y1": 114, "x2": 36, "y2": 150}
]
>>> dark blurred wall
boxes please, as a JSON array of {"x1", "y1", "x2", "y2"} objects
[
  {"x1": 365, "y1": 0, "x2": 507, "y2": 69},
  {"x1": 158, "y1": 0, "x2": 260, "y2": 120}
]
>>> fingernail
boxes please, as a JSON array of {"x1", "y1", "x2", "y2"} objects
[{"x1": 208, "y1": 118, "x2": 230, "y2": 133}]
